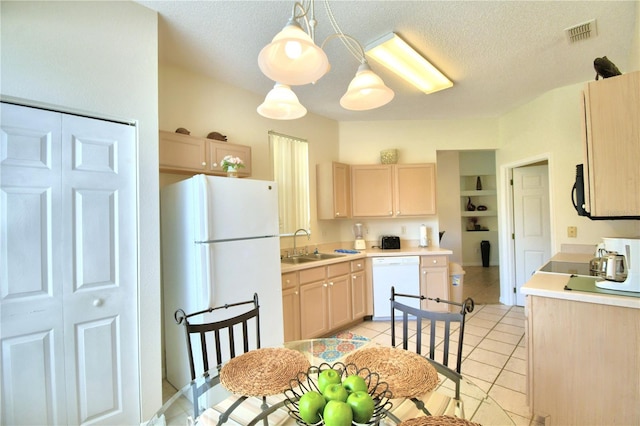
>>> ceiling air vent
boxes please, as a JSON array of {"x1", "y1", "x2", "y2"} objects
[{"x1": 565, "y1": 19, "x2": 597, "y2": 43}]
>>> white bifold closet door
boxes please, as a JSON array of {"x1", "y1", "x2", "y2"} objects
[{"x1": 0, "y1": 103, "x2": 139, "y2": 425}]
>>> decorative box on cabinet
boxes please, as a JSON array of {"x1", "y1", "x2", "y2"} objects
[
  {"x1": 317, "y1": 162, "x2": 351, "y2": 219},
  {"x1": 581, "y1": 71, "x2": 640, "y2": 217},
  {"x1": 159, "y1": 130, "x2": 252, "y2": 177},
  {"x1": 419, "y1": 256, "x2": 449, "y2": 312},
  {"x1": 351, "y1": 164, "x2": 436, "y2": 217}
]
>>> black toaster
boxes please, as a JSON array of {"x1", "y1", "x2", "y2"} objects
[{"x1": 381, "y1": 236, "x2": 401, "y2": 249}]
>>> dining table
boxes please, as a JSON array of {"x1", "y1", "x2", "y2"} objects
[{"x1": 147, "y1": 338, "x2": 514, "y2": 426}]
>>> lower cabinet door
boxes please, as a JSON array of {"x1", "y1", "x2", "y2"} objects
[
  {"x1": 328, "y1": 275, "x2": 352, "y2": 330},
  {"x1": 351, "y1": 271, "x2": 366, "y2": 320},
  {"x1": 282, "y1": 287, "x2": 300, "y2": 342},
  {"x1": 420, "y1": 267, "x2": 449, "y2": 312},
  {"x1": 300, "y1": 281, "x2": 329, "y2": 338}
]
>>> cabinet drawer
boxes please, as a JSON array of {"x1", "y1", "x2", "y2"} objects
[
  {"x1": 420, "y1": 256, "x2": 448, "y2": 267},
  {"x1": 350, "y1": 259, "x2": 365, "y2": 272},
  {"x1": 299, "y1": 267, "x2": 326, "y2": 284},
  {"x1": 281, "y1": 272, "x2": 298, "y2": 289},
  {"x1": 327, "y1": 261, "x2": 350, "y2": 278}
]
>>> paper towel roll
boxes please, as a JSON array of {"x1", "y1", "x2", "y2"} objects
[{"x1": 419, "y1": 225, "x2": 428, "y2": 247}]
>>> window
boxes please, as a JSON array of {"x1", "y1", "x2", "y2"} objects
[{"x1": 269, "y1": 131, "x2": 310, "y2": 236}]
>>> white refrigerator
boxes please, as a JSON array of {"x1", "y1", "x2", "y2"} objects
[{"x1": 161, "y1": 175, "x2": 284, "y2": 389}]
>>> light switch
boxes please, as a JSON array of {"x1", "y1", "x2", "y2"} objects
[{"x1": 567, "y1": 226, "x2": 577, "y2": 238}]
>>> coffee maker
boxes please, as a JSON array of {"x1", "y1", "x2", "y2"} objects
[
  {"x1": 353, "y1": 223, "x2": 366, "y2": 250},
  {"x1": 595, "y1": 237, "x2": 640, "y2": 293}
]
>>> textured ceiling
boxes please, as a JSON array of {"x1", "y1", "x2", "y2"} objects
[{"x1": 136, "y1": 0, "x2": 637, "y2": 121}]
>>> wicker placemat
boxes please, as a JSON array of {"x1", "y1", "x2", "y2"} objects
[
  {"x1": 344, "y1": 347, "x2": 438, "y2": 398},
  {"x1": 219, "y1": 347, "x2": 310, "y2": 396},
  {"x1": 399, "y1": 416, "x2": 481, "y2": 426}
]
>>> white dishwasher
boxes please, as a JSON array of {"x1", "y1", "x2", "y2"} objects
[{"x1": 372, "y1": 256, "x2": 420, "y2": 320}]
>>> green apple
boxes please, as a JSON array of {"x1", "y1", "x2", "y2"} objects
[
  {"x1": 342, "y1": 374, "x2": 368, "y2": 394},
  {"x1": 298, "y1": 391, "x2": 326, "y2": 424},
  {"x1": 317, "y1": 368, "x2": 341, "y2": 393},
  {"x1": 323, "y1": 400, "x2": 353, "y2": 426},
  {"x1": 346, "y1": 390, "x2": 375, "y2": 424},
  {"x1": 322, "y1": 383, "x2": 349, "y2": 403}
]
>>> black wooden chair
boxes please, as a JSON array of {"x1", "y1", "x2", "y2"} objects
[
  {"x1": 175, "y1": 293, "x2": 261, "y2": 422},
  {"x1": 390, "y1": 286, "x2": 475, "y2": 418}
]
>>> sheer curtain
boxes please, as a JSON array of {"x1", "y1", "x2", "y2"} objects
[{"x1": 269, "y1": 131, "x2": 310, "y2": 235}]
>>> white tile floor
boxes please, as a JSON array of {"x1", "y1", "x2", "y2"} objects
[{"x1": 345, "y1": 304, "x2": 544, "y2": 426}]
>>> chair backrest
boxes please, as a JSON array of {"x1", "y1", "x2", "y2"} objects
[
  {"x1": 390, "y1": 287, "x2": 474, "y2": 374},
  {"x1": 175, "y1": 293, "x2": 261, "y2": 380}
]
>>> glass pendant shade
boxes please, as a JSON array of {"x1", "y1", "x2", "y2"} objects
[
  {"x1": 340, "y1": 63, "x2": 394, "y2": 111},
  {"x1": 257, "y1": 83, "x2": 307, "y2": 120},
  {"x1": 258, "y1": 22, "x2": 330, "y2": 86}
]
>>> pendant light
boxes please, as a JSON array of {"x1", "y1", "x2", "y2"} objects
[
  {"x1": 257, "y1": 83, "x2": 307, "y2": 120},
  {"x1": 258, "y1": 20, "x2": 329, "y2": 86},
  {"x1": 257, "y1": 0, "x2": 394, "y2": 119},
  {"x1": 340, "y1": 63, "x2": 395, "y2": 111}
]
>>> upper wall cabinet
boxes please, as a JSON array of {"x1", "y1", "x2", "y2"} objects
[
  {"x1": 159, "y1": 131, "x2": 252, "y2": 177},
  {"x1": 351, "y1": 164, "x2": 436, "y2": 217},
  {"x1": 317, "y1": 162, "x2": 351, "y2": 219},
  {"x1": 581, "y1": 71, "x2": 640, "y2": 217}
]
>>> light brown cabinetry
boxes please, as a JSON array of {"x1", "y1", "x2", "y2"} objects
[
  {"x1": 283, "y1": 258, "x2": 367, "y2": 340},
  {"x1": 351, "y1": 164, "x2": 436, "y2": 217},
  {"x1": 281, "y1": 272, "x2": 300, "y2": 342},
  {"x1": 159, "y1": 130, "x2": 252, "y2": 177},
  {"x1": 350, "y1": 260, "x2": 367, "y2": 320},
  {"x1": 581, "y1": 71, "x2": 640, "y2": 217},
  {"x1": 317, "y1": 162, "x2": 351, "y2": 219},
  {"x1": 526, "y1": 294, "x2": 640, "y2": 424},
  {"x1": 299, "y1": 262, "x2": 352, "y2": 339},
  {"x1": 419, "y1": 256, "x2": 449, "y2": 312}
]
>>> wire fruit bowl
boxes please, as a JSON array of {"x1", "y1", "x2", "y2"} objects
[{"x1": 283, "y1": 361, "x2": 393, "y2": 425}]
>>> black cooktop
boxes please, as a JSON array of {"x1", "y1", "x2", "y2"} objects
[{"x1": 538, "y1": 261, "x2": 593, "y2": 276}]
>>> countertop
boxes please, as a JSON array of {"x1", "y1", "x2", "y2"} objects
[
  {"x1": 280, "y1": 246, "x2": 453, "y2": 273},
  {"x1": 521, "y1": 253, "x2": 640, "y2": 309}
]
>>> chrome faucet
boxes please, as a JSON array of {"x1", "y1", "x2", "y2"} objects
[{"x1": 293, "y1": 228, "x2": 310, "y2": 256}]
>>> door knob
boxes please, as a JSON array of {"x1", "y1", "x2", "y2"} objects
[{"x1": 93, "y1": 298, "x2": 104, "y2": 307}]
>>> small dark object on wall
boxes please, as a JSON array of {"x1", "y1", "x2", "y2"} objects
[
  {"x1": 477, "y1": 205, "x2": 488, "y2": 211},
  {"x1": 207, "y1": 131, "x2": 227, "y2": 141},
  {"x1": 594, "y1": 56, "x2": 622, "y2": 80},
  {"x1": 175, "y1": 127, "x2": 190, "y2": 135}
]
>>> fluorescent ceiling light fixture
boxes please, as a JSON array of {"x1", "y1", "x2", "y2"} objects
[{"x1": 366, "y1": 32, "x2": 453, "y2": 95}]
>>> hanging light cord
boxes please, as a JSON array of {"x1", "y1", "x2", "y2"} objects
[{"x1": 323, "y1": 0, "x2": 366, "y2": 63}]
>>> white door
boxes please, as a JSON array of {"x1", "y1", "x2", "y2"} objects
[
  {"x1": 513, "y1": 164, "x2": 551, "y2": 306},
  {"x1": 0, "y1": 103, "x2": 139, "y2": 425}
]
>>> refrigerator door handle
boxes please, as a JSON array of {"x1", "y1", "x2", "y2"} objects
[
  {"x1": 193, "y1": 174, "x2": 210, "y2": 242},
  {"x1": 195, "y1": 242, "x2": 214, "y2": 309}
]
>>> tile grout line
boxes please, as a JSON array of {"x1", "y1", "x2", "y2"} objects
[{"x1": 472, "y1": 306, "x2": 531, "y2": 424}]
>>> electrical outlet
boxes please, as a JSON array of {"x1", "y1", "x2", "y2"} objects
[
  {"x1": 567, "y1": 226, "x2": 577, "y2": 238},
  {"x1": 401, "y1": 226, "x2": 406, "y2": 234}
]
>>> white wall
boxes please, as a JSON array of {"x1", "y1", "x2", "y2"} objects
[
  {"x1": 1, "y1": 1, "x2": 161, "y2": 419},
  {"x1": 158, "y1": 64, "x2": 343, "y2": 249}
]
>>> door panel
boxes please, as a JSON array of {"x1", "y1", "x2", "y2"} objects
[
  {"x1": 1, "y1": 104, "x2": 139, "y2": 425},
  {"x1": 513, "y1": 165, "x2": 551, "y2": 306},
  {"x1": 62, "y1": 113, "x2": 139, "y2": 425}
]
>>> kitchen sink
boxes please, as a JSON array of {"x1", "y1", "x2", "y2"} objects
[
  {"x1": 281, "y1": 252, "x2": 346, "y2": 264},
  {"x1": 302, "y1": 253, "x2": 346, "y2": 260},
  {"x1": 280, "y1": 256, "x2": 318, "y2": 264}
]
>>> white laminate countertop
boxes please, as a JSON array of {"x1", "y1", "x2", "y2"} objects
[
  {"x1": 280, "y1": 246, "x2": 453, "y2": 273},
  {"x1": 521, "y1": 253, "x2": 640, "y2": 309}
]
